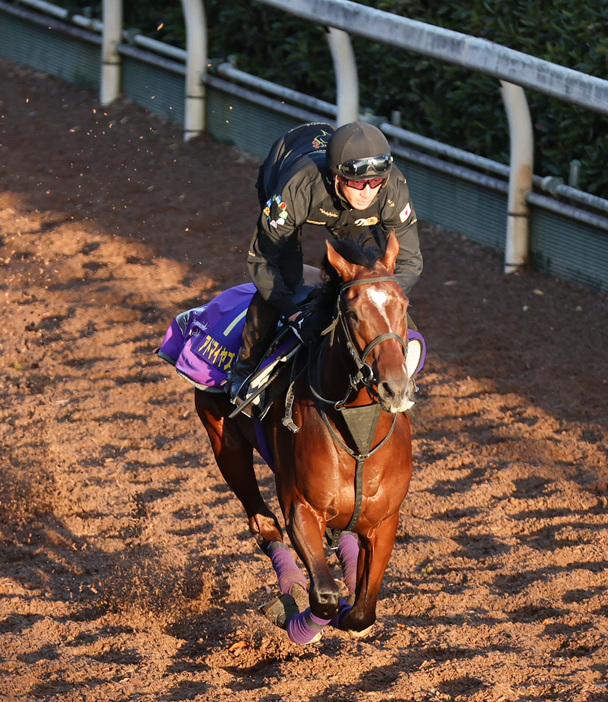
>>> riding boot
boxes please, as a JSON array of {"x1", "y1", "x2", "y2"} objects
[{"x1": 226, "y1": 292, "x2": 280, "y2": 402}]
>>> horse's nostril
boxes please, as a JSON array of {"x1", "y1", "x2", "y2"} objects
[{"x1": 379, "y1": 381, "x2": 394, "y2": 400}]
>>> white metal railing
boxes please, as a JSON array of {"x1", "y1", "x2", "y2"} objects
[
  {"x1": 203, "y1": 66, "x2": 608, "y2": 234},
  {"x1": 7, "y1": 0, "x2": 608, "y2": 271},
  {"x1": 258, "y1": 0, "x2": 608, "y2": 116},
  {"x1": 13, "y1": 0, "x2": 103, "y2": 30}
]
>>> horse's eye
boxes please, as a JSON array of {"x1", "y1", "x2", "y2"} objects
[{"x1": 347, "y1": 309, "x2": 359, "y2": 323}]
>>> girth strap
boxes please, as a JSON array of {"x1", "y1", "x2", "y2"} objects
[{"x1": 347, "y1": 455, "x2": 365, "y2": 525}]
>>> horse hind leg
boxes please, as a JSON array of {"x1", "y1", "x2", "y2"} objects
[
  {"x1": 194, "y1": 389, "x2": 282, "y2": 544},
  {"x1": 263, "y1": 541, "x2": 308, "y2": 596},
  {"x1": 336, "y1": 532, "x2": 359, "y2": 598}
]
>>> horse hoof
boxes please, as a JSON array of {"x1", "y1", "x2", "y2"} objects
[
  {"x1": 259, "y1": 583, "x2": 308, "y2": 630},
  {"x1": 259, "y1": 594, "x2": 298, "y2": 630},
  {"x1": 289, "y1": 582, "x2": 310, "y2": 611},
  {"x1": 347, "y1": 624, "x2": 374, "y2": 639}
]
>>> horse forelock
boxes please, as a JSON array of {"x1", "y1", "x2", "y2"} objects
[
  {"x1": 314, "y1": 237, "x2": 384, "y2": 324},
  {"x1": 325, "y1": 237, "x2": 382, "y2": 272}
]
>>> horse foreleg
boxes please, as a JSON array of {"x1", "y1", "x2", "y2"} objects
[
  {"x1": 194, "y1": 390, "x2": 282, "y2": 544},
  {"x1": 338, "y1": 512, "x2": 400, "y2": 636},
  {"x1": 285, "y1": 501, "x2": 340, "y2": 619},
  {"x1": 261, "y1": 503, "x2": 335, "y2": 644},
  {"x1": 286, "y1": 606, "x2": 331, "y2": 644}
]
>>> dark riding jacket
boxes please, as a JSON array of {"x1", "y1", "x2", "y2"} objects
[{"x1": 247, "y1": 122, "x2": 423, "y2": 319}]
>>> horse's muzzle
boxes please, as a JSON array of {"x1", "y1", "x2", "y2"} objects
[{"x1": 377, "y1": 372, "x2": 415, "y2": 413}]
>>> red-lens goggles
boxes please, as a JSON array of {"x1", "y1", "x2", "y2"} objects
[{"x1": 339, "y1": 176, "x2": 386, "y2": 190}]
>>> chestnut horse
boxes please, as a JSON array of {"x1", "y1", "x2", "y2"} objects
[{"x1": 194, "y1": 231, "x2": 414, "y2": 643}]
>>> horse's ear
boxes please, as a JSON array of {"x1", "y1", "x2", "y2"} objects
[
  {"x1": 326, "y1": 240, "x2": 358, "y2": 281},
  {"x1": 380, "y1": 230, "x2": 399, "y2": 274}
]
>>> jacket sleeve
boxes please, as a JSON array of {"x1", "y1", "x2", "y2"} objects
[
  {"x1": 380, "y1": 175, "x2": 423, "y2": 295},
  {"x1": 246, "y1": 183, "x2": 307, "y2": 319}
]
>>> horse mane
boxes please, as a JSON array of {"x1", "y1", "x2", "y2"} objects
[{"x1": 308, "y1": 236, "x2": 385, "y2": 334}]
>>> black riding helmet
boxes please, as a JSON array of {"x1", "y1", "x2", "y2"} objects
[{"x1": 327, "y1": 121, "x2": 393, "y2": 181}]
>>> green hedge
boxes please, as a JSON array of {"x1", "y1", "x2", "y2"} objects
[{"x1": 50, "y1": 1, "x2": 608, "y2": 197}]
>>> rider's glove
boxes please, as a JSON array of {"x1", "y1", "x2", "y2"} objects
[{"x1": 288, "y1": 312, "x2": 316, "y2": 347}]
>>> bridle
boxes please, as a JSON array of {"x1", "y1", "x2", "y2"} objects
[{"x1": 309, "y1": 275, "x2": 408, "y2": 409}]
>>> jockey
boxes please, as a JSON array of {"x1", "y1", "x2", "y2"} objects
[{"x1": 227, "y1": 120, "x2": 423, "y2": 403}]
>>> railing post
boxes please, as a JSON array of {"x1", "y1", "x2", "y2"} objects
[
  {"x1": 325, "y1": 27, "x2": 358, "y2": 125},
  {"x1": 181, "y1": 0, "x2": 206, "y2": 140},
  {"x1": 500, "y1": 80, "x2": 534, "y2": 273},
  {"x1": 100, "y1": 0, "x2": 122, "y2": 105}
]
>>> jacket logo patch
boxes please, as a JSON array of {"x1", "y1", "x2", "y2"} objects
[
  {"x1": 354, "y1": 216, "x2": 380, "y2": 227},
  {"x1": 320, "y1": 208, "x2": 338, "y2": 218},
  {"x1": 265, "y1": 194, "x2": 290, "y2": 227},
  {"x1": 399, "y1": 203, "x2": 411, "y2": 223},
  {"x1": 312, "y1": 128, "x2": 332, "y2": 150}
]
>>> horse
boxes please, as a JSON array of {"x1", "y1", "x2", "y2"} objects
[{"x1": 193, "y1": 231, "x2": 414, "y2": 643}]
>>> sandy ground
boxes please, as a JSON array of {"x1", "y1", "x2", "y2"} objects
[{"x1": 1, "y1": 57, "x2": 607, "y2": 701}]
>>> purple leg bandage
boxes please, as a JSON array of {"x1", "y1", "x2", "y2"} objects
[
  {"x1": 286, "y1": 608, "x2": 331, "y2": 644},
  {"x1": 337, "y1": 532, "x2": 359, "y2": 594},
  {"x1": 330, "y1": 597, "x2": 353, "y2": 629},
  {"x1": 264, "y1": 541, "x2": 308, "y2": 595}
]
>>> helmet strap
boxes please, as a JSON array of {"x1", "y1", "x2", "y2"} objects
[{"x1": 334, "y1": 175, "x2": 349, "y2": 205}]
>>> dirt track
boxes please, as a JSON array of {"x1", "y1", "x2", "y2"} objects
[{"x1": 1, "y1": 57, "x2": 607, "y2": 701}]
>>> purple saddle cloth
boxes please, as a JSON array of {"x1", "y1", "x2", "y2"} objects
[
  {"x1": 157, "y1": 283, "x2": 256, "y2": 390},
  {"x1": 157, "y1": 282, "x2": 280, "y2": 469}
]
